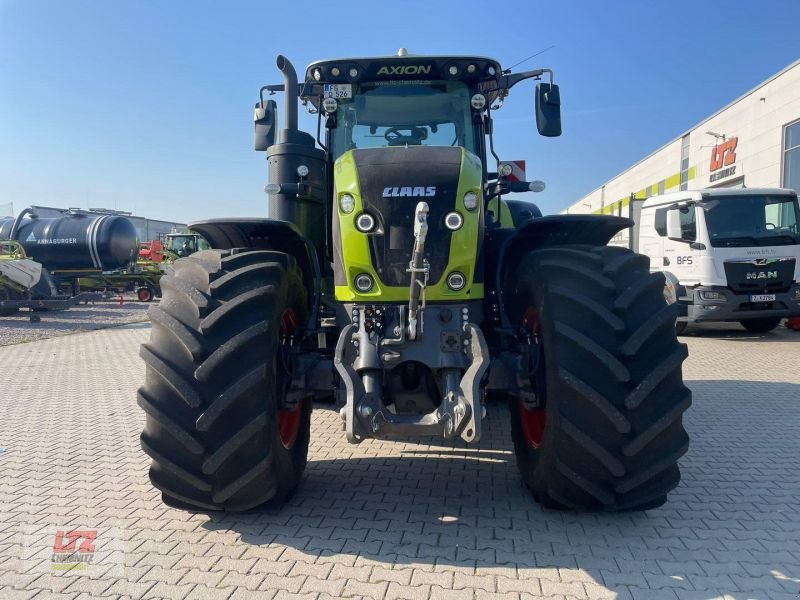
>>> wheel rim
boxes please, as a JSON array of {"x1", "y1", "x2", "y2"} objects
[
  {"x1": 137, "y1": 288, "x2": 152, "y2": 302},
  {"x1": 277, "y1": 308, "x2": 302, "y2": 449},
  {"x1": 519, "y1": 306, "x2": 546, "y2": 449}
]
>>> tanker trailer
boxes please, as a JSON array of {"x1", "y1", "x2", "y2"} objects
[{"x1": 0, "y1": 208, "x2": 138, "y2": 272}]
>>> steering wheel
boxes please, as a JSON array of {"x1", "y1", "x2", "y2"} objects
[{"x1": 384, "y1": 127, "x2": 427, "y2": 146}]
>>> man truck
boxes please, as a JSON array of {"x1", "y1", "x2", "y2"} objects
[{"x1": 611, "y1": 188, "x2": 800, "y2": 334}]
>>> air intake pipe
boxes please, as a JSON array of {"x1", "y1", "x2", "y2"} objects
[{"x1": 266, "y1": 55, "x2": 327, "y2": 262}]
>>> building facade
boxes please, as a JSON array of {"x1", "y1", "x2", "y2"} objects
[{"x1": 564, "y1": 59, "x2": 800, "y2": 219}]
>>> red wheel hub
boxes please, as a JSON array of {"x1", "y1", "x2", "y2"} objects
[
  {"x1": 277, "y1": 308, "x2": 302, "y2": 449},
  {"x1": 520, "y1": 306, "x2": 546, "y2": 449}
]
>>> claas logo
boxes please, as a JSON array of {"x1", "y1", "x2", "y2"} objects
[{"x1": 709, "y1": 138, "x2": 737, "y2": 172}]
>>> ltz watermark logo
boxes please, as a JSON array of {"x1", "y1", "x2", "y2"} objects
[
  {"x1": 23, "y1": 526, "x2": 125, "y2": 576},
  {"x1": 51, "y1": 530, "x2": 97, "y2": 571}
]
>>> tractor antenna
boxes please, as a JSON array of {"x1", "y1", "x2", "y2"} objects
[{"x1": 503, "y1": 45, "x2": 556, "y2": 74}]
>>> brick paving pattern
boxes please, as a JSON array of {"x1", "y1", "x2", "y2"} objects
[{"x1": 0, "y1": 321, "x2": 798, "y2": 599}]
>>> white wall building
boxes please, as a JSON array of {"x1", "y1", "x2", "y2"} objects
[{"x1": 564, "y1": 59, "x2": 800, "y2": 225}]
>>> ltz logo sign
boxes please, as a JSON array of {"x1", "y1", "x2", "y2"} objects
[
  {"x1": 709, "y1": 137, "x2": 738, "y2": 182},
  {"x1": 52, "y1": 530, "x2": 97, "y2": 570}
]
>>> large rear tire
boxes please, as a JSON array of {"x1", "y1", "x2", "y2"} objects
[
  {"x1": 507, "y1": 245, "x2": 691, "y2": 511},
  {"x1": 138, "y1": 249, "x2": 311, "y2": 511}
]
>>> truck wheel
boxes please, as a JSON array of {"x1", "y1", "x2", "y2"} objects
[
  {"x1": 137, "y1": 287, "x2": 155, "y2": 303},
  {"x1": 740, "y1": 318, "x2": 781, "y2": 333},
  {"x1": 138, "y1": 249, "x2": 311, "y2": 511},
  {"x1": 508, "y1": 245, "x2": 691, "y2": 511}
]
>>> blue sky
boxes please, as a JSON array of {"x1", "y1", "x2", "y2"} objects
[{"x1": 1, "y1": 0, "x2": 798, "y2": 224}]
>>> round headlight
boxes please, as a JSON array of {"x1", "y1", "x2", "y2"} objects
[
  {"x1": 448, "y1": 65, "x2": 458, "y2": 76},
  {"x1": 322, "y1": 97, "x2": 338, "y2": 114},
  {"x1": 463, "y1": 191, "x2": 478, "y2": 211},
  {"x1": 487, "y1": 65, "x2": 497, "y2": 76},
  {"x1": 444, "y1": 211, "x2": 463, "y2": 231},
  {"x1": 313, "y1": 68, "x2": 322, "y2": 81},
  {"x1": 356, "y1": 213, "x2": 376, "y2": 232},
  {"x1": 470, "y1": 94, "x2": 486, "y2": 111},
  {"x1": 529, "y1": 180, "x2": 546, "y2": 192},
  {"x1": 466, "y1": 64, "x2": 476, "y2": 74},
  {"x1": 296, "y1": 165, "x2": 309, "y2": 177},
  {"x1": 355, "y1": 274, "x2": 373, "y2": 292},
  {"x1": 330, "y1": 66, "x2": 341, "y2": 77},
  {"x1": 349, "y1": 67, "x2": 359, "y2": 79},
  {"x1": 499, "y1": 163, "x2": 513, "y2": 177},
  {"x1": 447, "y1": 272, "x2": 466, "y2": 291},
  {"x1": 339, "y1": 194, "x2": 355, "y2": 214}
]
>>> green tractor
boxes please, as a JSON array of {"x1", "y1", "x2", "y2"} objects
[
  {"x1": 160, "y1": 232, "x2": 210, "y2": 262},
  {"x1": 138, "y1": 50, "x2": 690, "y2": 512}
]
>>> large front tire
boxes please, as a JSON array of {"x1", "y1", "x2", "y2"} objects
[
  {"x1": 138, "y1": 249, "x2": 311, "y2": 511},
  {"x1": 508, "y1": 245, "x2": 691, "y2": 511}
]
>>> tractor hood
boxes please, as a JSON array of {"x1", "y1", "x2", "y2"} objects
[{"x1": 333, "y1": 146, "x2": 483, "y2": 302}]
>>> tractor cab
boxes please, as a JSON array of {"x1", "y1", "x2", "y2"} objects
[{"x1": 161, "y1": 233, "x2": 208, "y2": 258}]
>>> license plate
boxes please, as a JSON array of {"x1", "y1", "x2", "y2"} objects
[
  {"x1": 751, "y1": 294, "x2": 775, "y2": 302},
  {"x1": 323, "y1": 84, "x2": 352, "y2": 99}
]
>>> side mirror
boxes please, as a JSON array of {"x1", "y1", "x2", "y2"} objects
[
  {"x1": 254, "y1": 99, "x2": 278, "y2": 151},
  {"x1": 535, "y1": 83, "x2": 561, "y2": 137},
  {"x1": 666, "y1": 208, "x2": 682, "y2": 240}
]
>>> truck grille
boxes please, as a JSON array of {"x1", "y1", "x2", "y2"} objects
[{"x1": 723, "y1": 258, "x2": 795, "y2": 294}]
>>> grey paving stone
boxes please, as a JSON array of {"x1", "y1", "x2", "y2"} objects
[{"x1": 1, "y1": 322, "x2": 798, "y2": 600}]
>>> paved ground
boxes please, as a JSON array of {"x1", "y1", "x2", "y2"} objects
[
  {"x1": 0, "y1": 322, "x2": 799, "y2": 600},
  {"x1": 0, "y1": 297, "x2": 151, "y2": 346}
]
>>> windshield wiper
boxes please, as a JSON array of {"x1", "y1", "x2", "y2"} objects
[
  {"x1": 757, "y1": 234, "x2": 799, "y2": 245},
  {"x1": 712, "y1": 236, "x2": 762, "y2": 247}
]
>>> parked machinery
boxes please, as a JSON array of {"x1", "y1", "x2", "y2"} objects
[{"x1": 138, "y1": 50, "x2": 691, "y2": 512}]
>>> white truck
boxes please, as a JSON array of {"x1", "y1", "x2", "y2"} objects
[{"x1": 613, "y1": 188, "x2": 800, "y2": 333}]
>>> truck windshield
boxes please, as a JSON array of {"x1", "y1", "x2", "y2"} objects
[
  {"x1": 330, "y1": 81, "x2": 476, "y2": 160},
  {"x1": 702, "y1": 194, "x2": 800, "y2": 247}
]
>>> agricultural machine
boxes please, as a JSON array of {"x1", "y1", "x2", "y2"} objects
[
  {"x1": 138, "y1": 50, "x2": 691, "y2": 512},
  {"x1": 0, "y1": 240, "x2": 100, "y2": 318},
  {"x1": 0, "y1": 207, "x2": 163, "y2": 302}
]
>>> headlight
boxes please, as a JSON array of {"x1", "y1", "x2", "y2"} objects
[
  {"x1": 339, "y1": 194, "x2": 355, "y2": 214},
  {"x1": 322, "y1": 97, "x2": 338, "y2": 114},
  {"x1": 470, "y1": 94, "x2": 486, "y2": 110},
  {"x1": 499, "y1": 163, "x2": 513, "y2": 177},
  {"x1": 354, "y1": 274, "x2": 373, "y2": 292},
  {"x1": 463, "y1": 191, "x2": 478, "y2": 211},
  {"x1": 296, "y1": 165, "x2": 309, "y2": 177},
  {"x1": 330, "y1": 66, "x2": 341, "y2": 77},
  {"x1": 448, "y1": 65, "x2": 458, "y2": 76},
  {"x1": 699, "y1": 290, "x2": 726, "y2": 302},
  {"x1": 355, "y1": 213, "x2": 376, "y2": 232},
  {"x1": 447, "y1": 272, "x2": 466, "y2": 291},
  {"x1": 444, "y1": 211, "x2": 463, "y2": 231}
]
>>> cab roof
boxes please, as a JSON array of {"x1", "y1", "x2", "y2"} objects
[
  {"x1": 642, "y1": 187, "x2": 798, "y2": 209},
  {"x1": 303, "y1": 54, "x2": 502, "y2": 86}
]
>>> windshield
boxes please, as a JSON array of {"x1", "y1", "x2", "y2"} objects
[
  {"x1": 330, "y1": 81, "x2": 477, "y2": 160},
  {"x1": 166, "y1": 235, "x2": 209, "y2": 257},
  {"x1": 702, "y1": 194, "x2": 800, "y2": 247}
]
